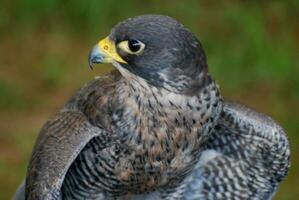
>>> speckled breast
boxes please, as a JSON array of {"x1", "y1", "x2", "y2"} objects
[{"x1": 61, "y1": 82, "x2": 222, "y2": 198}]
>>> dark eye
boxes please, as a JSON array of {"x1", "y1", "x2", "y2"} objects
[
  {"x1": 128, "y1": 40, "x2": 142, "y2": 52},
  {"x1": 118, "y1": 40, "x2": 145, "y2": 54}
]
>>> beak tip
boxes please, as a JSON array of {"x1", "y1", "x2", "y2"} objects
[
  {"x1": 88, "y1": 53, "x2": 93, "y2": 70},
  {"x1": 88, "y1": 48, "x2": 99, "y2": 70},
  {"x1": 88, "y1": 44, "x2": 108, "y2": 69}
]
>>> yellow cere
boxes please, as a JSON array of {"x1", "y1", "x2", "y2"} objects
[{"x1": 98, "y1": 37, "x2": 127, "y2": 64}]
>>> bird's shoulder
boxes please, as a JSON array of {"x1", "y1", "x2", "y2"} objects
[
  {"x1": 181, "y1": 101, "x2": 290, "y2": 200},
  {"x1": 211, "y1": 100, "x2": 290, "y2": 179},
  {"x1": 65, "y1": 70, "x2": 121, "y2": 111},
  {"x1": 24, "y1": 71, "x2": 123, "y2": 199},
  {"x1": 33, "y1": 71, "x2": 121, "y2": 152},
  {"x1": 186, "y1": 100, "x2": 290, "y2": 199},
  {"x1": 216, "y1": 100, "x2": 290, "y2": 156},
  {"x1": 61, "y1": 70, "x2": 122, "y2": 127}
]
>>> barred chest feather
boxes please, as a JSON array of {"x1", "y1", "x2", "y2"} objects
[
  {"x1": 109, "y1": 76, "x2": 221, "y2": 191},
  {"x1": 62, "y1": 74, "x2": 222, "y2": 197}
]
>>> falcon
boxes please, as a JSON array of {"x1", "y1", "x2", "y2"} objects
[{"x1": 14, "y1": 15, "x2": 290, "y2": 200}]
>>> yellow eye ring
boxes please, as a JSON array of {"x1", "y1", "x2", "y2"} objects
[{"x1": 118, "y1": 40, "x2": 145, "y2": 55}]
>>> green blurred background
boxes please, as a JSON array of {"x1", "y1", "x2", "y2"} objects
[{"x1": 0, "y1": 0, "x2": 298, "y2": 199}]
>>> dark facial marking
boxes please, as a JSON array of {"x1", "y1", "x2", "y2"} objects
[{"x1": 110, "y1": 15, "x2": 209, "y2": 94}]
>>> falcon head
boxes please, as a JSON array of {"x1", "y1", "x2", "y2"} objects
[{"x1": 89, "y1": 15, "x2": 209, "y2": 94}]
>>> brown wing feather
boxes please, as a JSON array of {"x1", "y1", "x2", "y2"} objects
[
  {"x1": 23, "y1": 72, "x2": 121, "y2": 199},
  {"x1": 25, "y1": 111, "x2": 108, "y2": 199}
]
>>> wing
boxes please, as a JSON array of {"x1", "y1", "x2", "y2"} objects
[
  {"x1": 183, "y1": 101, "x2": 290, "y2": 200},
  {"x1": 13, "y1": 72, "x2": 121, "y2": 200},
  {"x1": 25, "y1": 111, "x2": 111, "y2": 199}
]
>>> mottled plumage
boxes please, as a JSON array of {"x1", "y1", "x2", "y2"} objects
[
  {"x1": 182, "y1": 101, "x2": 290, "y2": 200},
  {"x1": 14, "y1": 15, "x2": 290, "y2": 200}
]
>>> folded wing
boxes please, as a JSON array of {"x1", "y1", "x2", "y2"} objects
[{"x1": 183, "y1": 101, "x2": 290, "y2": 200}]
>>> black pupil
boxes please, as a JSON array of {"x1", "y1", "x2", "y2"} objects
[{"x1": 128, "y1": 40, "x2": 141, "y2": 52}]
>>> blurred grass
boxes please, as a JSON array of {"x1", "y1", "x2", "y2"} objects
[{"x1": 0, "y1": 0, "x2": 298, "y2": 199}]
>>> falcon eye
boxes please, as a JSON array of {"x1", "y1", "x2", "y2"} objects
[
  {"x1": 117, "y1": 40, "x2": 145, "y2": 55},
  {"x1": 128, "y1": 40, "x2": 142, "y2": 52}
]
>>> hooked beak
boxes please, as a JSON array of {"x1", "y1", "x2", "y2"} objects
[{"x1": 88, "y1": 37, "x2": 127, "y2": 69}]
